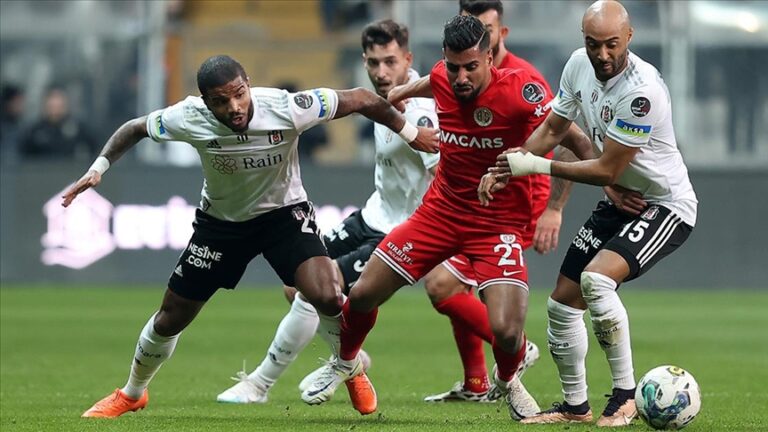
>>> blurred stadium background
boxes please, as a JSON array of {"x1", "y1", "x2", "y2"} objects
[
  {"x1": 0, "y1": 1, "x2": 767, "y2": 431},
  {"x1": 1, "y1": 0, "x2": 766, "y2": 287}
]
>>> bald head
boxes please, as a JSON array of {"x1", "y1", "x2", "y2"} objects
[
  {"x1": 581, "y1": 1, "x2": 633, "y2": 81},
  {"x1": 583, "y1": 0, "x2": 631, "y2": 36}
]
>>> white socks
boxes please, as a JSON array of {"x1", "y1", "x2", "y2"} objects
[
  {"x1": 581, "y1": 271, "x2": 635, "y2": 390},
  {"x1": 122, "y1": 313, "x2": 179, "y2": 399},
  {"x1": 250, "y1": 294, "x2": 319, "y2": 387},
  {"x1": 547, "y1": 297, "x2": 589, "y2": 406},
  {"x1": 316, "y1": 293, "x2": 346, "y2": 358}
]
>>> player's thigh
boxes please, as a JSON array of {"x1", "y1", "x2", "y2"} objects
[
  {"x1": 598, "y1": 204, "x2": 693, "y2": 282},
  {"x1": 424, "y1": 256, "x2": 474, "y2": 303},
  {"x1": 263, "y1": 203, "x2": 331, "y2": 291},
  {"x1": 168, "y1": 210, "x2": 255, "y2": 302},
  {"x1": 329, "y1": 214, "x2": 386, "y2": 294},
  {"x1": 349, "y1": 254, "x2": 410, "y2": 312},
  {"x1": 371, "y1": 205, "x2": 459, "y2": 286},
  {"x1": 559, "y1": 200, "x2": 632, "y2": 284}
]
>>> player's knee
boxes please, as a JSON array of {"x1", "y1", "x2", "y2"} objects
[
  {"x1": 580, "y1": 271, "x2": 606, "y2": 303},
  {"x1": 424, "y1": 269, "x2": 464, "y2": 304},
  {"x1": 283, "y1": 285, "x2": 298, "y2": 304},
  {"x1": 306, "y1": 287, "x2": 343, "y2": 316},
  {"x1": 493, "y1": 326, "x2": 524, "y2": 353}
]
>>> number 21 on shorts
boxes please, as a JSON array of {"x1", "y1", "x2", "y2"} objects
[{"x1": 494, "y1": 234, "x2": 524, "y2": 270}]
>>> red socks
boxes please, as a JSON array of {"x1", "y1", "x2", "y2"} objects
[
  {"x1": 493, "y1": 334, "x2": 527, "y2": 382},
  {"x1": 434, "y1": 290, "x2": 494, "y2": 393},
  {"x1": 339, "y1": 298, "x2": 378, "y2": 361}
]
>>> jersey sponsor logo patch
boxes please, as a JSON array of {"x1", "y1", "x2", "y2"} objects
[
  {"x1": 211, "y1": 155, "x2": 238, "y2": 174},
  {"x1": 293, "y1": 93, "x2": 313, "y2": 109},
  {"x1": 268, "y1": 130, "x2": 283, "y2": 145},
  {"x1": 641, "y1": 205, "x2": 660, "y2": 221},
  {"x1": 614, "y1": 119, "x2": 652, "y2": 138},
  {"x1": 473, "y1": 107, "x2": 493, "y2": 127},
  {"x1": 417, "y1": 116, "x2": 434, "y2": 128},
  {"x1": 522, "y1": 82, "x2": 546, "y2": 104},
  {"x1": 312, "y1": 89, "x2": 330, "y2": 118},
  {"x1": 440, "y1": 129, "x2": 504, "y2": 149},
  {"x1": 630, "y1": 96, "x2": 651, "y2": 117}
]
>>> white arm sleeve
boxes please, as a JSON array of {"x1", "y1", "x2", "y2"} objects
[
  {"x1": 550, "y1": 53, "x2": 581, "y2": 121},
  {"x1": 289, "y1": 88, "x2": 339, "y2": 134},
  {"x1": 145, "y1": 100, "x2": 188, "y2": 142},
  {"x1": 605, "y1": 87, "x2": 661, "y2": 147}
]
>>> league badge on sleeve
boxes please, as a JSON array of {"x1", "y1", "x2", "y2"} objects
[
  {"x1": 417, "y1": 116, "x2": 434, "y2": 128},
  {"x1": 293, "y1": 93, "x2": 314, "y2": 109},
  {"x1": 522, "y1": 82, "x2": 546, "y2": 104},
  {"x1": 630, "y1": 97, "x2": 651, "y2": 117}
]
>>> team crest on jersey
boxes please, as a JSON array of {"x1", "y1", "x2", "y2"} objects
[
  {"x1": 522, "y1": 82, "x2": 546, "y2": 104},
  {"x1": 474, "y1": 107, "x2": 493, "y2": 127},
  {"x1": 293, "y1": 93, "x2": 313, "y2": 109},
  {"x1": 591, "y1": 90, "x2": 599, "y2": 104},
  {"x1": 268, "y1": 130, "x2": 283, "y2": 145},
  {"x1": 500, "y1": 234, "x2": 517, "y2": 244},
  {"x1": 630, "y1": 96, "x2": 651, "y2": 117},
  {"x1": 600, "y1": 101, "x2": 615, "y2": 123},
  {"x1": 641, "y1": 205, "x2": 660, "y2": 221},
  {"x1": 291, "y1": 206, "x2": 308, "y2": 222},
  {"x1": 417, "y1": 116, "x2": 433, "y2": 128}
]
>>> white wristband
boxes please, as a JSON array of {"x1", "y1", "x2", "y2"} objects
[
  {"x1": 506, "y1": 152, "x2": 552, "y2": 176},
  {"x1": 88, "y1": 156, "x2": 111, "y2": 175},
  {"x1": 397, "y1": 121, "x2": 419, "y2": 143}
]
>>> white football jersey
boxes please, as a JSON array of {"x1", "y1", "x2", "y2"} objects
[
  {"x1": 552, "y1": 49, "x2": 698, "y2": 226},
  {"x1": 146, "y1": 87, "x2": 338, "y2": 221},
  {"x1": 361, "y1": 70, "x2": 439, "y2": 233}
]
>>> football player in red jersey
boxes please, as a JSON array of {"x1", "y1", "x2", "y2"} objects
[
  {"x1": 300, "y1": 15, "x2": 591, "y2": 421},
  {"x1": 422, "y1": 0, "x2": 577, "y2": 402}
]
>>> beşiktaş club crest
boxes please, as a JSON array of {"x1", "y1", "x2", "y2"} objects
[
  {"x1": 600, "y1": 100, "x2": 615, "y2": 123},
  {"x1": 522, "y1": 82, "x2": 546, "y2": 104},
  {"x1": 268, "y1": 130, "x2": 283, "y2": 145},
  {"x1": 474, "y1": 107, "x2": 493, "y2": 127},
  {"x1": 641, "y1": 205, "x2": 659, "y2": 221}
]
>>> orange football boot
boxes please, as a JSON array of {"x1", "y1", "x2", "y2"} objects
[
  {"x1": 345, "y1": 372, "x2": 377, "y2": 415},
  {"x1": 82, "y1": 388, "x2": 148, "y2": 418}
]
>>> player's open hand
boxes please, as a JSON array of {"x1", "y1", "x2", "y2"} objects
[
  {"x1": 410, "y1": 127, "x2": 439, "y2": 153},
  {"x1": 477, "y1": 172, "x2": 509, "y2": 207},
  {"x1": 61, "y1": 170, "x2": 102, "y2": 207},
  {"x1": 532, "y1": 207, "x2": 562, "y2": 254},
  {"x1": 605, "y1": 184, "x2": 647, "y2": 216}
]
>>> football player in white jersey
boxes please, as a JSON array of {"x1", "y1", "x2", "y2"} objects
[
  {"x1": 214, "y1": 21, "x2": 438, "y2": 415},
  {"x1": 64, "y1": 54, "x2": 438, "y2": 418},
  {"x1": 482, "y1": 0, "x2": 698, "y2": 427}
]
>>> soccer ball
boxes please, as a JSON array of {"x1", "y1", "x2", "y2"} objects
[{"x1": 635, "y1": 365, "x2": 701, "y2": 430}]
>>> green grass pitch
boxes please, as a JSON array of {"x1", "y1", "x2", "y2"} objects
[{"x1": 1, "y1": 286, "x2": 766, "y2": 431}]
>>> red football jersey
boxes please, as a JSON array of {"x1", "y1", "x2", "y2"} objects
[
  {"x1": 425, "y1": 60, "x2": 552, "y2": 231},
  {"x1": 498, "y1": 52, "x2": 554, "y2": 234}
]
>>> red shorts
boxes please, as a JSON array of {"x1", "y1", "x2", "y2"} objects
[
  {"x1": 373, "y1": 204, "x2": 528, "y2": 291},
  {"x1": 443, "y1": 179, "x2": 548, "y2": 288}
]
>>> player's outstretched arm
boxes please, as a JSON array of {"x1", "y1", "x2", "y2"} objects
[
  {"x1": 334, "y1": 87, "x2": 438, "y2": 153},
  {"x1": 388, "y1": 76, "x2": 433, "y2": 111},
  {"x1": 61, "y1": 116, "x2": 149, "y2": 207}
]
